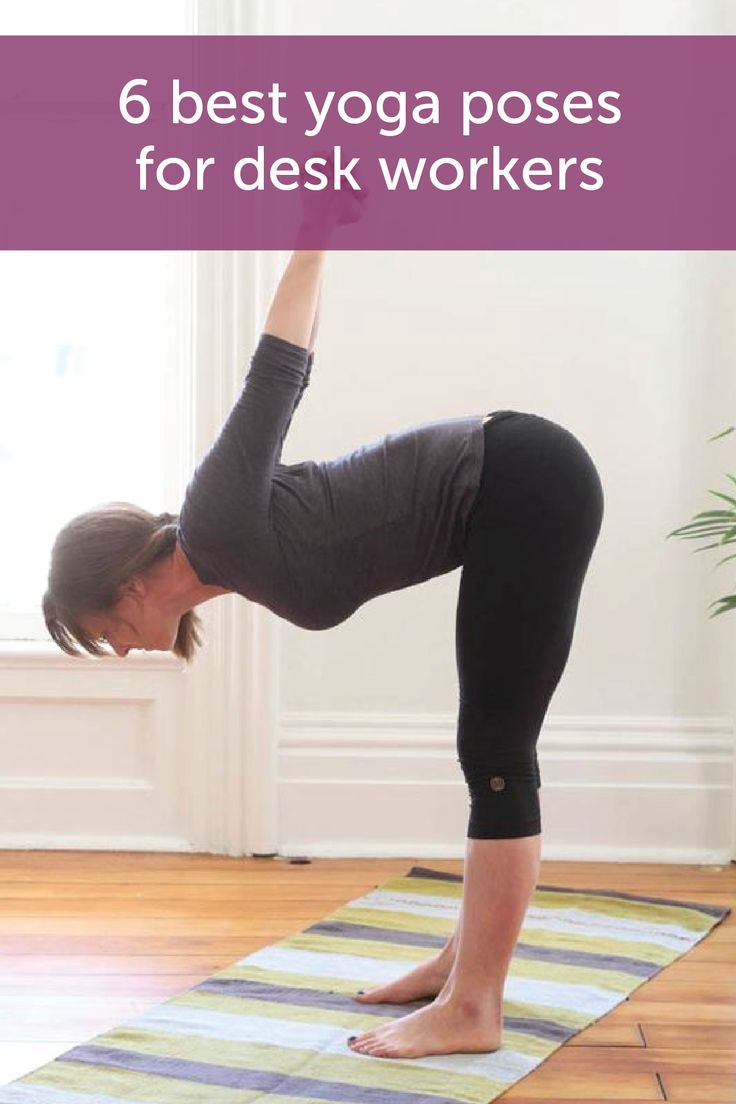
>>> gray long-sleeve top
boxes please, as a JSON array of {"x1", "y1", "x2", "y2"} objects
[{"x1": 177, "y1": 332, "x2": 486, "y2": 630}]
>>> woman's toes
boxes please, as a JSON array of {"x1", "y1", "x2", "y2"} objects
[
  {"x1": 349, "y1": 1033, "x2": 373, "y2": 1051},
  {"x1": 354, "y1": 984, "x2": 396, "y2": 1003},
  {"x1": 352, "y1": 1030, "x2": 393, "y2": 1056}
]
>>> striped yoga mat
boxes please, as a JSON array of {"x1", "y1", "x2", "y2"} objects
[{"x1": 1, "y1": 864, "x2": 730, "y2": 1104}]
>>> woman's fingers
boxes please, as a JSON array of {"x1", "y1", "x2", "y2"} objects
[
  {"x1": 298, "y1": 147, "x2": 368, "y2": 230},
  {"x1": 336, "y1": 191, "x2": 366, "y2": 225}
]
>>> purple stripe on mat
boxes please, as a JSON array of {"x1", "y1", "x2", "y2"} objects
[
  {"x1": 195, "y1": 978, "x2": 579, "y2": 1043},
  {"x1": 197, "y1": 977, "x2": 430, "y2": 1017},
  {"x1": 304, "y1": 920, "x2": 446, "y2": 949},
  {"x1": 504, "y1": 1016, "x2": 575, "y2": 1043},
  {"x1": 302, "y1": 920, "x2": 659, "y2": 977},
  {"x1": 59, "y1": 1045, "x2": 468, "y2": 1104},
  {"x1": 534, "y1": 883, "x2": 731, "y2": 920},
  {"x1": 406, "y1": 866, "x2": 464, "y2": 883},
  {"x1": 405, "y1": 866, "x2": 731, "y2": 919}
]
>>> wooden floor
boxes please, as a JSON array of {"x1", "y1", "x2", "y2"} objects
[{"x1": 0, "y1": 852, "x2": 733, "y2": 1100}]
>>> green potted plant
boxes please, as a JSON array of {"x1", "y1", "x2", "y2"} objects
[{"x1": 666, "y1": 425, "x2": 736, "y2": 617}]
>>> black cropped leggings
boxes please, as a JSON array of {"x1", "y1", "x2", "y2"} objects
[{"x1": 455, "y1": 410, "x2": 604, "y2": 839}]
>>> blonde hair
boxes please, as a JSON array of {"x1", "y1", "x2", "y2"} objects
[{"x1": 43, "y1": 502, "x2": 202, "y2": 661}]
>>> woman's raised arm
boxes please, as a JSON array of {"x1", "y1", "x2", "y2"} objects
[
  {"x1": 306, "y1": 282, "x2": 322, "y2": 355},
  {"x1": 263, "y1": 250, "x2": 325, "y2": 350}
]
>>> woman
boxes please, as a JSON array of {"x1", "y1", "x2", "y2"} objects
[{"x1": 43, "y1": 248, "x2": 604, "y2": 1061}]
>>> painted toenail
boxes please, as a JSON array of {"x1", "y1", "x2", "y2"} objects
[
  {"x1": 347, "y1": 1036, "x2": 357, "y2": 1043},
  {"x1": 356, "y1": 990, "x2": 365, "y2": 994}
]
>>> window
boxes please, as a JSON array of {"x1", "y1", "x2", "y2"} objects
[
  {"x1": 0, "y1": 0, "x2": 192, "y2": 34},
  {"x1": 0, "y1": 1, "x2": 199, "y2": 642},
  {"x1": 0, "y1": 1, "x2": 195, "y2": 642},
  {"x1": 0, "y1": 252, "x2": 193, "y2": 640}
]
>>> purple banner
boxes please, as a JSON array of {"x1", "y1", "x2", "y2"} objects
[{"x1": 0, "y1": 35, "x2": 734, "y2": 249}]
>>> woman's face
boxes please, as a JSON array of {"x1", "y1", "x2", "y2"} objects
[{"x1": 79, "y1": 585, "x2": 180, "y2": 657}]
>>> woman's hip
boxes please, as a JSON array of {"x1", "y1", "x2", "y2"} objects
[{"x1": 462, "y1": 409, "x2": 604, "y2": 581}]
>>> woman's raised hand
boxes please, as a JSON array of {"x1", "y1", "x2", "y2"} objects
[{"x1": 295, "y1": 147, "x2": 367, "y2": 245}]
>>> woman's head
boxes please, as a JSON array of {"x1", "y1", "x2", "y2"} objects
[{"x1": 43, "y1": 502, "x2": 202, "y2": 661}]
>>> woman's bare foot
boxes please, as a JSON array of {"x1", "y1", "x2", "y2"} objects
[
  {"x1": 348, "y1": 993, "x2": 502, "y2": 1059},
  {"x1": 354, "y1": 938, "x2": 456, "y2": 1005}
]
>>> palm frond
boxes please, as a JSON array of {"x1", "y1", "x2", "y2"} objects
[
  {"x1": 668, "y1": 425, "x2": 736, "y2": 617},
  {"x1": 708, "y1": 594, "x2": 736, "y2": 617},
  {"x1": 707, "y1": 425, "x2": 735, "y2": 443}
]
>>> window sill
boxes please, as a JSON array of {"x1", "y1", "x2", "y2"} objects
[{"x1": 0, "y1": 640, "x2": 185, "y2": 672}]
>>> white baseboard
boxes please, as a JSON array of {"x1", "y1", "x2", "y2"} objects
[
  {"x1": 278, "y1": 712, "x2": 735, "y2": 864},
  {"x1": 0, "y1": 833, "x2": 195, "y2": 852}
]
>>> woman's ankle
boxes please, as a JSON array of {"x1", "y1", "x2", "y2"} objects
[
  {"x1": 436, "y1": 984, "x2": 504, "y2": 1021},
  {"x1": 438, "y1": 933, "x2": 458, "y2": 963}
]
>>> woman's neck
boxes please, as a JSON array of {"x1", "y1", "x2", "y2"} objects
[{"x1": 166, "y1": 540, "x2": 233, "y2": 615}]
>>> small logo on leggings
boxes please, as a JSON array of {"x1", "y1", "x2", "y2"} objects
[{"x1": 489, "y1": 776, "x2": 506, "y2": 791}]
